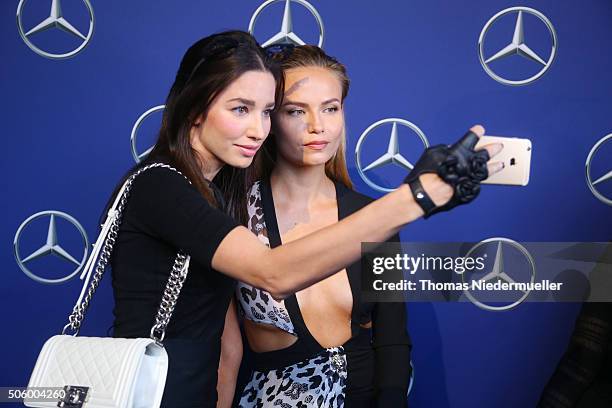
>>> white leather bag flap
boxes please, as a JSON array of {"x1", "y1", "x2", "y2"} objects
[{"x1": 24, "y1": 335, "x2": 168, "y2": 408}]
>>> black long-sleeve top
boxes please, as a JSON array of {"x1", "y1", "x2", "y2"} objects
[{"x1": 110, "y1": 165, "x2": 240, "y2": 407}]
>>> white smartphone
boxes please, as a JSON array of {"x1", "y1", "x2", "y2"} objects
[{"x1": 474, "y1": 135, "x2": 532, "y2": 186}]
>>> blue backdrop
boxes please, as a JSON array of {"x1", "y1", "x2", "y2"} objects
[{"x1": 2, "y1": 0, "x2": 611, "y2": 407}]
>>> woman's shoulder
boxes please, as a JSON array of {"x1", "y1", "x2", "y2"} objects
[
  {"x1": 130, "y1": 164, "x2": 194, "y2": 194},
  {"x1": 101, "y1": 160, "x2": 195, "y2": 222},
  {"x1": 122, "y1": 163, "x2": 206, "y2": 217}
]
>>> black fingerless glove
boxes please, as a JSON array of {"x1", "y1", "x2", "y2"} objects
[{"x1": 403, "y1": 131, "x2": 490, "y2": 218}]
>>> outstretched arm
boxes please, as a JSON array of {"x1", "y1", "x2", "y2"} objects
[
  {"x1": 131, "y1": 126, "x2": 502, "y2": 300},
  {"x1": 213, "y1": 182, "x2": 427, "y2": 299}
]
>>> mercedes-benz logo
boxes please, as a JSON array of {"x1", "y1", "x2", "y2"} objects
[
  {"x1": 355, "y1": 118, "x2": 429, "y2": 193},
  {"x1": 130, "y1": 105, "x2": 164, "y2": 163},
  {"x1": 14, "y1": 211, "x2": 89, "y2": 284},
  {"x1": 249, "y1": 0, "x2": 324, "y2": 48},
  {"x1": 478, "y1": 7, "x2": 557, "y2": 86},
  {"x1": 585, "y1": 133, "x2": 612, "y2": 206},
  {"x1": 462, "y1": 237, "x2": 536, "y2": 312},
  {"x1": 16, "y1": 0, "x2": 95, "y2": 60}
]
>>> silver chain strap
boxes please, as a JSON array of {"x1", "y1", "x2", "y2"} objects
[{"x1": 62, "y1": 163, "x2": 193, "y2": 346}]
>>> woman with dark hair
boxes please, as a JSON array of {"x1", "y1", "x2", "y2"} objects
[{"x1": 108, "y1": 30, "x2": 502, "y2": 407}]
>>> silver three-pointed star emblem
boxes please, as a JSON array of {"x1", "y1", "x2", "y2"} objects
[
  {"x1": 16, "y1": 0, "x2": 95, "y2": 60},
  {"x1": 463, "y1": 238, "x2": 536, "y2": 311},
  {"x1": 585, "y1": 133, "x2": 612, "y2": 206},
  {"x1": 130, "y1": 105, "x2": 165, "y2": 163},
  {"x1": 355, "y1": 118, "x2": 429, "y2": 193},
  {"x1": 14, "y1": 211, "x2": 89, "y2": 284},
  {"x1": 249, "y1": 0, "x2": 324, "y2": 48},
  {"x1": 478, "y1": 7, "x2": 557, "y2": 86}
]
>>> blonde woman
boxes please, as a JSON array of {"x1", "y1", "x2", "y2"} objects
[{"x1": 217, "y1": 45, "x2": 503, "y2": 407}]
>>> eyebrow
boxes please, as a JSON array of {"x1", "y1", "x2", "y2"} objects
[
  {"x1": 282, "y1": 98, "x2": 341, "y2": 107},
  {"x1": 285, "y1": 77, "x2": 309, "y2": 96},
  {"x1": 227, "y1": 98, "x2": 275, "y2": 108}
]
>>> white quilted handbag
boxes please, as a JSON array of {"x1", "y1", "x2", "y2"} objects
[{"x1": 24, "y1": 164, "x2": 192, "y2": 408}]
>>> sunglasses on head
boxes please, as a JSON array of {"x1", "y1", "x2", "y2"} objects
[{"x1": 264, "y1": 43, "x2": 297, "y2": 59}]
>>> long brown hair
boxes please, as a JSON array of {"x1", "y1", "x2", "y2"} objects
[
  {"x1": 105, "y1": 30, "x2": 283, "y2": 225},
  {"x1": 258, "y1": 45, "x2": 353, "y2": 189}
]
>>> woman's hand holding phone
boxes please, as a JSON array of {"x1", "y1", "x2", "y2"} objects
[{"x1": 404, "y1": 125, "x2": 505, "y2": 218}]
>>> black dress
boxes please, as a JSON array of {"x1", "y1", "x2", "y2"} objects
[
  {"x1": 236, "y1": 178, "x2": 412, "y2": 407},
  {"x1": 110, "y1": 164, "x2": 240, "y2": 407}
]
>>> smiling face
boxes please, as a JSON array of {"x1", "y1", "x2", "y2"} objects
[
  {"x1": 189, "y1": 70, "x2": 276, "y2": 175},
  {"x1": 272, "y1": 66, "x2": 345, "y2": 168}
]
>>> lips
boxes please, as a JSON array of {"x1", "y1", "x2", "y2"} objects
[
  {"x1": 304, "y1": 140, "x2": 329, "y2": 150},
  {"x1": 235, "y1": 144, "x2": 260, "y2": 157}
]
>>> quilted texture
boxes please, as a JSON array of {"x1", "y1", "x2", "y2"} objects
[{"x1": 24, "y1": 335, "x2": 168, "y2": 407}]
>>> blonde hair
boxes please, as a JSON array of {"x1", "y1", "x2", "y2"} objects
[{"x1": 259, "y1": 45, "x2": 353, "y2": 189}]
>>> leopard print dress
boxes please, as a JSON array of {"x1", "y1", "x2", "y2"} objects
[{"x1": 236, "y1": 181, "x2": 348, "y2": 408}]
